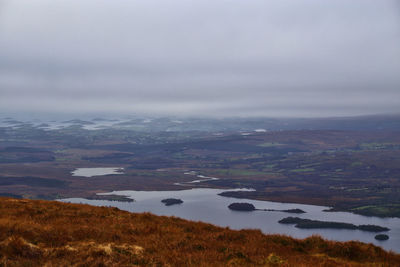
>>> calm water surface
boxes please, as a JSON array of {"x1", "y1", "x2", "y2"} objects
[
  {"x1": 71, "y1": 167, "x2": 124, "y2": 177},
  {"x1": 61, "y1": 187, "x2": 400, "y2": 253}
]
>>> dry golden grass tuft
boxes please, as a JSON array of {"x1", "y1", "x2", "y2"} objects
[{"x1": 0, "y1": 197, "x2": 399, "y2": 266}]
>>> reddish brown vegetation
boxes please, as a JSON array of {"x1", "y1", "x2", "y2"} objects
[{"x1": 0, "y1": 197, "x2": 399, "y2": 266}]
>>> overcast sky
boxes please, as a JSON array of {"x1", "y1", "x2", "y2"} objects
[{"x1": 0, "y1": 0, "x2": 399, "y2": 117}]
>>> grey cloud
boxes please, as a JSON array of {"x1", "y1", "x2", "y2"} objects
[{"x1": 0, "y1": 0, "x2": 399, "y2": 117}]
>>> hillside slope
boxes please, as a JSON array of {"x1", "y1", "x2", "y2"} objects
[{"x1": 0, "y1": 198, "x2": 399, "y2": 266}]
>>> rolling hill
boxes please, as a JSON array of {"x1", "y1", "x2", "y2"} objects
[{"x1": 0, "y1": 197, "x2": 399, "y2": 266}]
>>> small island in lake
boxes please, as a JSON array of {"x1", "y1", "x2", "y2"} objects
[
  {"x1": 86, "y1": 194, "x2": 134, "y2": 202},
  {"x1": 228, "y1": 203, "x2": 256, "y2": 211},
  {"x1": 262, "y1": 208, "x2": 306, "y2": 214},
  {"x1": 375, "y1": 234, "x2": 389, "y2": 241},
  {"x1": 228, "y1": 203, "x2": 305, "y2": 213},
  {"x1": 279, "y1": 217, "x2": 390, "y2": 233},
  {"x1": 161, "y1": 198, "x2": 183, "y2": 206}
]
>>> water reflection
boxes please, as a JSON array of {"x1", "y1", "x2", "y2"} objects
[
  {"x1": 61, "y1": 187, "x2": 400, "y2": 253},
  {"x1": 71, "y1": 167, "x2": 124, "y2": 177}
]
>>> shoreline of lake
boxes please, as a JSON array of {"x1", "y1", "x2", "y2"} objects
[{"x1": 60, "y1": 187, "x2": 400, "y2": 253}]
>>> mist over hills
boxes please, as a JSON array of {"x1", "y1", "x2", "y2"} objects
[
  {"x1": 1, "y1": 0, "x2": 399, "y2": 265},
  {"x1": 2, "y1": 114, "x2": 400, "y2": 132}
]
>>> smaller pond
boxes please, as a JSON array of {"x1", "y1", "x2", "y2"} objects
[
  {"x1": 71, "y1": 167, "x2": 124, "y2": 177},
  {"x1": 174, "y1": 173, "x2": 219, "y2": 186}
]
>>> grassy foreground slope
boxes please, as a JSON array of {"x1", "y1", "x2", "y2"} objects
[{"x1": 0, "y1": 198, "x2": 399, "y2": 266}]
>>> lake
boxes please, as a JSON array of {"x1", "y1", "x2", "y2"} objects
[
  {"x1": 61, "y1": 187, "x2": 400, "y2": 253},
  {"x1": 71, "y1": 167, "x2": 124, "y2": 177}
]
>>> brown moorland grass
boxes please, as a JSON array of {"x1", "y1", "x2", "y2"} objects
[{"x1": 0, "y1": 197, "x2": 399, "y2": 266}]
